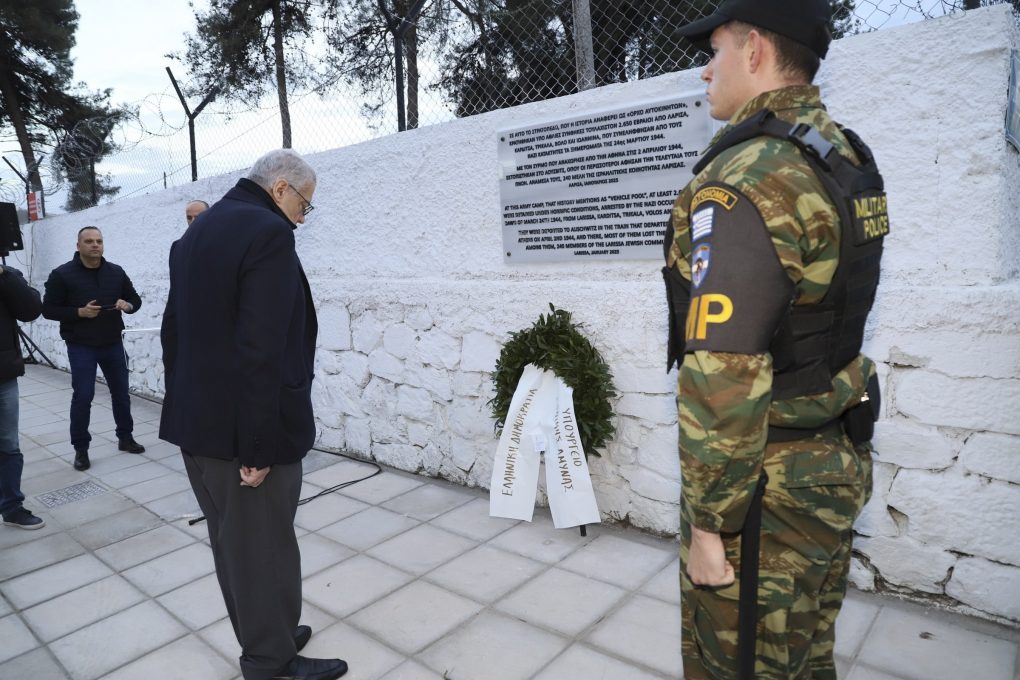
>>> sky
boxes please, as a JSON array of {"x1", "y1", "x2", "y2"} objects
[{"x1": 72, "y1": 0, "x2": 205, "y2": 105}]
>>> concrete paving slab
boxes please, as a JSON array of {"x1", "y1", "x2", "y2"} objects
[
  {"x1": 419, "y1": 610, "x2": 568, "y2": 680},
  {"x1": 20, "y1": 574, "x2": 145, "y2": 642},
  {"x1": 496, "y1": 567, "x2": 628, "y2": 637},
  {"x1": 856, "y1": 606, "x2": 1017, "y2": 680},
  {"x1": 429, "y1": 496, "x2": 520, "y2": 542},
  {"x1": 349, "y1": 581, "x2": 482, "y2": 654},
  {"x1": 300, "y1": 620, "x2": 404, "y2": 680},
  {"x1": 48, "y1": 600, "x2": 188, "y2": 680},
  {"x1": 366, "y1": 523, "x2": 476, "y2": 576},
  {"x1": 0, "y1": 647, "x2": 70, "y2": 679},
  {"x1": 533, "y1": 644, "x2": 670, "y2": 680},
  {"x1": 99, "y1": 635, "x2": 236, "y2": 680},
  {"x1": 303, "y1": 555, "x2": 413, "y2": 619},
  {"x1": 319, "y1": 506, "x2": 420, "y2": 551},
  {"x1": 0, "y1": 613, "x2": 40, "y2": 664},
  {"x1": 157, "y1": 573, "x2": 229, "y2": 630},
  {"x1": 586, "y1": 594, "x2": 684, "y2": 678},
  {"x1": 424, "y1": 544, "x2": 544, "y2": 604}
]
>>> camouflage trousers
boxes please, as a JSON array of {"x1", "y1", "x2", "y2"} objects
[{"x1": 680, "y1": 432, "x2": 873, "y2": 679}]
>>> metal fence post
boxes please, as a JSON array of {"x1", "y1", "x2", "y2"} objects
[{"x1": 572, "y1": 0, "x2": 596, "y2": 92}]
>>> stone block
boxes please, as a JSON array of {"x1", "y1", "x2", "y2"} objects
[
  {"x1": 368, "y1": 349, "x2": 404, "y2": 383},
  {"x1": 625, "y1": 498, "x2": 679, "y2": 535},
  {"x1": 419, "y1": 329, "x2": 461, "y2": 370},
  {"x1": 397, "y1": 385, "x2": 435, "y2": 422},
  {"x1": 407, "y1": 421, "x2": 432, "y2": 448},
  {"x1": 339, "y1": 351, "x2": 371, "y2": 388},
  {"x1": 315, "y1": 350, "x2": 342, "y2": 376},
  {"x1": 615, "y1": 393, "x2": 677, "y2": 425},
  {"x1": 946, "y1": 556, "x2": 1020, "y2": 622},
  {"x1": 871, "y1": 419, "x2": 956, "y2": 470},
  {"x1": 317, "y1": 424, "x2": 345, "y2": 452},
  {"x1": 383, "y1": 324, "x2": 418, "y2": 360},
  {"x1": 450, "y1": 437, "x2": 481, "y2": 473},
  {"x1": 612, "y1": 364, "x2": 674, "y2": 395},
  {"x1": 855, "y1": 536, "x2": 956, "y2": 594},
  {"x1": 894, "y1": 370, "x2": 1020, "y2": 436},
  {"x1": 889, "y1": 469, "x2": 1020, "y2": 566},
  {"x1": 318, "y1": 305, "x2": 351, "y2": 351},
  {"x1": 352, "y1": 311, "x2": 385, "y2": 353},
  {"x1": 421, "y1": 442, "x2": 443, "y2": 476},
  {"x1": 848, "y1": 557, "x2": 875, "y2": 591},
  {"x1": 461, "y1": 331, "x2": 501, "y2": 373},
  {"x1": 373, "y1": 443, "x2": 422, "y2": 472},
  {"x1": 854, "y1": 461, "x2": 899, "y2": 538},
  {"x1": 622, "y1": 466, "x2": 681, "y2": 504},
  {"x1": 448, "y1": 398, "x2": 492, "y2": 438},
  {"x1": 635, "y1": 424, "x2": 680, "y2": 480},
  {"x1": 405, "y1": 307, "x2": 433, "y2": 330},
  {"x1": 453, "y1": 371, "x2": 483, "y2": 397},
  {"x1": 407, "y1": 364, "x2": 454, "y2": 402},
  {"x1": 345, "y1": 418, "x2": 372, "y2": 455},
  {"x1": 959, "y1": 432, "x2": 1020, "y2": 484}
]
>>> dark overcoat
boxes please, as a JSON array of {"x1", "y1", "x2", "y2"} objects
[{"x1": 159, "y1": 178, "x2": 318, "y2": 469}]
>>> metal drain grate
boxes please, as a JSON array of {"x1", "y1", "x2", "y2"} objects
[{"x1": 35, "y1": 481, "x2": 108, "y2": 508}]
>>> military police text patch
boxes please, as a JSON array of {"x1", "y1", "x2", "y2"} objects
[
  {"x1": 850, "y1": 190, "x2": 890, "y2": 244},
  {"x1": 691, "y1": 186, "x2": 738, "y2": 212}
]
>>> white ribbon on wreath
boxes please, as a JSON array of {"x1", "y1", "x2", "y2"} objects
[{"x1": 489, "y1": 363, "x2": 601, "y2": 529}]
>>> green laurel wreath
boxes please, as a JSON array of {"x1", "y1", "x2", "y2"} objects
[{"x1": 489, "y1": 304, "x2": 617, "y2": 457}]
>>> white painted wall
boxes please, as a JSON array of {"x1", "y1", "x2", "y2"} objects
[{"x1": 18, "y1": 6, "x2": 1020, "y2": 624}]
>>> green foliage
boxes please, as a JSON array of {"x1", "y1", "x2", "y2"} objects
[
  {"x1": 490, "y1": 304, "x2": 617, "y2": 456},
  {"x1": 0, "y1": 0, "x2": 125, "y2": 205}
]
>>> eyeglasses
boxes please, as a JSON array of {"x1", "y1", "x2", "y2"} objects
[{"x1": 289, "y1": 185, "x2": 315, "y2": 217}]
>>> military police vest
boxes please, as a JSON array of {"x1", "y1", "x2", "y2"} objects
[{"x1": 663, "y1": 109, "x2": 889, "y2": 401}]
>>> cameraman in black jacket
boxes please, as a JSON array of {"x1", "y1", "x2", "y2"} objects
[{"x1": 0, "y1": 263, "x2": 44, "y2": 529}]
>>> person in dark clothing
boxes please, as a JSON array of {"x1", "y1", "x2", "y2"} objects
[
  {"x1": 160, "y1": 149, "x2": 346, "y2": 680},
  {"x1": 0, "y1": 263, "x2": 45, "y2": 529},
  {"x1": 43, "y1": 227, "x2": 145, "y2": 471}
]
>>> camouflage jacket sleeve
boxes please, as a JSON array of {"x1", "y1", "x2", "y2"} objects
[{"x1": 676, "y1": 140, "x2": 838, "y2": 534}]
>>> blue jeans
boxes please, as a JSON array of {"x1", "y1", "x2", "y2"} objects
[
  {"x1": 67, "y1": 341, "x2": 134, "y2": 449},
  {"x1": 0, "y1": 378, "x2": 25, "y2": 517}
]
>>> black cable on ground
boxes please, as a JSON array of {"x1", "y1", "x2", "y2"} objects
[{"x1": 187, "y1": 447, "x2": 383, "y2": 525}]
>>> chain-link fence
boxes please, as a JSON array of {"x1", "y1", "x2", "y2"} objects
[{"x1": 0, "y1": 0, "x2": 1012, "y2": 217}]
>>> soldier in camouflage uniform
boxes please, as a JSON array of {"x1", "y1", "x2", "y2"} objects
[{"x1": 664, "y1": 1, "x2": 888, "y2": 678}]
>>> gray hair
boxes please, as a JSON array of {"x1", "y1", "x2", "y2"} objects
[{"x1": 246, "y1": 149, "x2": 316, "y2": 192}]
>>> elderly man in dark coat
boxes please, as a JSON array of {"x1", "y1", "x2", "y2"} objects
[{"x1": 160, "y1": 149, "x2": 346, "y2": 680}]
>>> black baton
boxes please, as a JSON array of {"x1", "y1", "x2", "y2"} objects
[{"x1": 737, "y1": 472, "x2": 769, "y2": 679}]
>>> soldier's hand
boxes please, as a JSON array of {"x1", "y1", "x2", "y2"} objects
[
  {"x1": 688, "y1": 526, "x2": 736, "y2": 587},
  {"x1": 114, "y1": 299, "x2": 133, "y2": 312},
  {"x1": 78, "y1": 300, "x2": 102, "y2": 318}
]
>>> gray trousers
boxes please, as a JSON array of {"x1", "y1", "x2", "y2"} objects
[{"x1": 183, "y1": 453, "x2": 303, "y2": 680}]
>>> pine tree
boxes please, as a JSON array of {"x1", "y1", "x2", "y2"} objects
[
  {"x1": 175, "y1": 0, "x2": 324, "y2": 148},
  {"x1": 0, "y1": 0, "x2": 125, "y2": 212}
]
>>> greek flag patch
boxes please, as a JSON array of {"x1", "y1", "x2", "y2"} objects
[{"x1": 691, "y1": 207, "x2": 714, "y2": 242}]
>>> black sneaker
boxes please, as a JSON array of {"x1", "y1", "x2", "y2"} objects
[
  {"x1": 3, "y1": 508, "x2": 45, "y2": 530},
  {"x1": 118, "y1": 437, "x2": 145, "y2": 454},
  {"x1": 73, "y1": 448, "x2": 91, "y2": 471}
]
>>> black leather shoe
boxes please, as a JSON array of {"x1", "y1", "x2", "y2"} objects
[
  {"x1": 118, "y1": 437, "x2": 145, "y2": 454},
  {"x1": 73, "y1": 449, "x2": 90, "y2": 471},
  {"x1": 271, "y1": 655, "x2": 348, "y2": 680},
  {"x1": 294, "y1": 625, "x2": 311, "y2": 652}
]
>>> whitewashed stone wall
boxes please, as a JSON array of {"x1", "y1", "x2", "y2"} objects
[{"x1": 18, "y1": 7, "x2": 1019, "y2": 623}]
